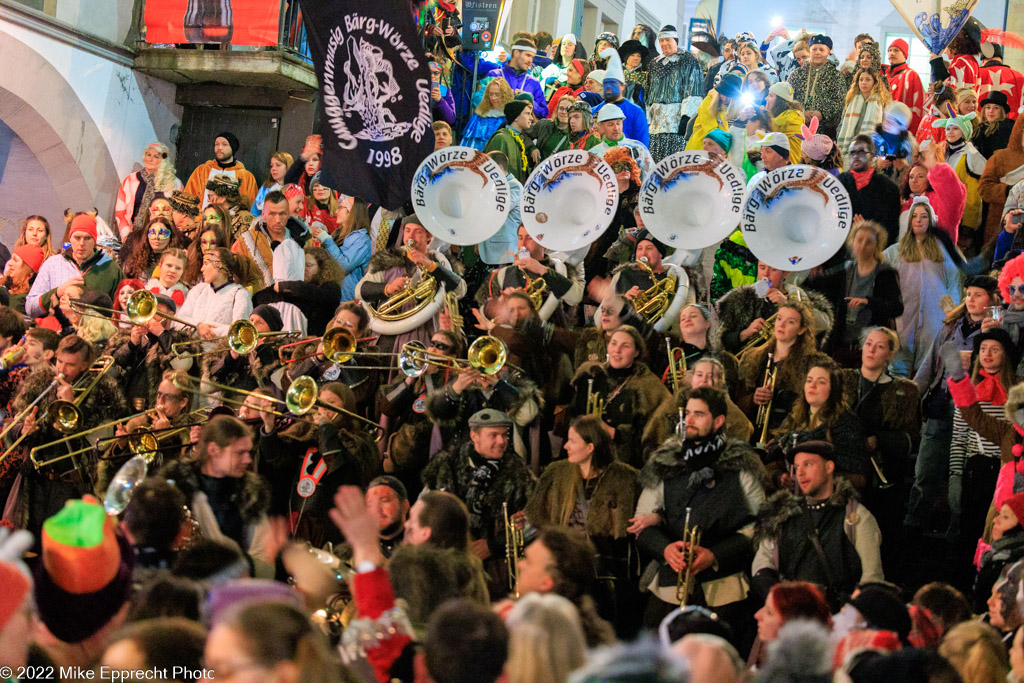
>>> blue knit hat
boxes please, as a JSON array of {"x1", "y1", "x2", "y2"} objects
[{"x1": 705, "y1": 128, "x2": 732, "y2": 153}]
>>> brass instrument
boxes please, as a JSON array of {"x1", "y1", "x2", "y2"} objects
[
  {"x1": 586, "y1": 378, "x2": 606, "y2": 418},
  {"x1": 445, "y1": 290, "x2": 464, "y2": 331},
  {"x1": 278, "y1": 327, "x2": 358, "y2": 365},
  {"x1": 0, "y1": 373, "x2": 64, "y2": 463},
  {"x1": 755, "y1": 352, "x2": 777, "y2": 449},
  {"x1": 523, "y1": 272, "x2": 548, "y2": 312},
  {"x1": 632, "y1": 257, "x2": 677, "y2": 322},
  {"x1": 73, "y1": 289, "x2": 197, "y2": 329},
  {"x1": 172, "y1": 373, "x2": 384, "y2": 437},
  {"x1": 340, "y1": 335, "x2": 510, "y2": 380},
  {"x1": 172, "y1": 318, "x2": 303, "y2": 358},
  {"x1": 29, "y1": 404, "x2": 156, "y2": 471},
  {"x1": 665, "y1": 337, "x2": 688, "y2": 394},
  {"x1": 675, "y1": 407, "x2": 686, "y2": 439},
  {"x1": 368, "y1": 240, "x2": 439, "y2": 322},
  {"x1": 738, "y1": 288, "x2": 808, "y2": 356},
  {"x1": 676, "y1": 506, "x2": 702, "y2": 607},
  {"x1": 504, "y1": 502, "x2": 525, "y2": 596},
  {"x1": 45, "y1": 355, "x2": 116, "y2": 435}
]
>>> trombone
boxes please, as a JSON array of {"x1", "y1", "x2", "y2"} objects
[
  {"x1": 339, "y1": 335, "x2": 510, "y2": 379},
  {"x1": 0, "y1": 373, "x2": 64, "y2": 463},
  {"x1": 72, "y1": 289, "x2": 197, "y2": 329},
  {"x1": 172, "y1": 319, "x2": 303, "y2": 358},
  {"x1": 172, "y1": 373, "x2": 384, "y2": 437},
  {"x1": 45, "y1": 355, "x2": 117, "y2": 435},
  {"x1": 278, "y1": 327, "x2": 360, "y2": 365},
  {"x1": 29, "y1": 407, "x2": 204, "y2": 471}
]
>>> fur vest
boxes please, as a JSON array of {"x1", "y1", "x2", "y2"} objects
[
  {"x1": 200, "y1": 340, "x2": 281, "y2": 390},
  {"x1": 13, "y1": 366, "x2": 128, "y2": 430},
  {"x1": 105, "y1": 327, "x2": 193, "y2": 407},
  {"x1": 716, "y1": 283, "x2": 834, "y2": 354},
  {"x1": 525, "y1": 460, "x2": 639, "y2": 540},
  {"x1": 160, "y1": 458, "x2": 270, "y2": 526},
  {"x1": 639, "y1": 435, "x2": 767, "y2": 491}
]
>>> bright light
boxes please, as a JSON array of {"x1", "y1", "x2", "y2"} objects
[
  {"x1": 741, "y1": 92, "x2": 755, "y2": 107},
  {"x1": 770, "y1": 15, "x2": 784, "y2": 27}
]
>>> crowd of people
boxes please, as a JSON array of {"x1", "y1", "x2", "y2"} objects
[{"x1": 3, "y1": 7, "x2": 1024, "y2": 683}]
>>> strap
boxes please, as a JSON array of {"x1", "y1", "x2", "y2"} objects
[{"x1": 799, "y1": 503, "x2": 838, "y2": 590}]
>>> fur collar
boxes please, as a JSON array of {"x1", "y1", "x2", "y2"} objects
[
  {"x1": 1007, "y1": 384, "x2": 1024, "y2": 427},
  {"x1": 754, "y1": 477, "x2": 858, "y2": 543},
  {"x1": 639, "y1": 435, "x2": 766, "y2": 489},
  {"x1": 159, "y1": 458, "x2": 270, "y2": 524}
]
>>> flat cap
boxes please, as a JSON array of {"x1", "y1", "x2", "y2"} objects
[{"x1": 468, "y1": 409, "x2": 513, "y2": 429}]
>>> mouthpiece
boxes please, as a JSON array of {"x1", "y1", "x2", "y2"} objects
[
  {"x1": 638, "y1": 256, "x2": 649, "y2": 264},
  {"x1": 405, "y1": 238, "x2": 416, "y2": 248}
]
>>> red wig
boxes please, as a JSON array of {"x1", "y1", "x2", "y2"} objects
[
  {"x1": 998, "y1": 252, "x2": 1024, "y2": 303},
  {"x1": 770, "y1": 581, "x2": 832, "y2": 627},
  {"x1": 603, "y1": 146, "x2": 642, "y2": 187},
  {"x1": 112, "y1": 278, "x2": 146, "y2": 312}
]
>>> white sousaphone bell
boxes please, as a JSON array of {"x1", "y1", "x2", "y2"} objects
[
  {"x1": 740, "y1": 164, "x2": 853, "y2": 271},
  {"x1": 410, "y1": 146, "x2": 511, "y2": 246},
  {"x1": 638, "y1": 151, "x2": 746, "y2": 250},
  {"x1": 520, "y1": 150, "x2": 619, "y2": 252}
]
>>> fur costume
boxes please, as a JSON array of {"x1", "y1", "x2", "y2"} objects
[
  {"x1": 979, "y1": 114, "x2": 1024, "y2": 243},
  {"x1": 200, "y1": 339, "x2": 281, "y2": 392},
  {"x1": 574, "y1": 327, "x2": 609, "y2": 368},
  {"x1": 425, "y1": 374, "x2": 543, "y2": 444},
  {"x1": 716, "y1": 283, "x2": 834, "y2": 355},
  {"x1": 526, "y1": 459, "x2": 639, "y2": 540},
  {"x1": 358, "y1": 246, "x2": 466, "y2": 302},
  {"x1": 571, "y1": 361, "x2": 670, "y2": 468},
  {"x1": 737, "y1": 345, "x2": 830, "y2": 430},
  {"x1": 752, "y1": 477, "x2": 883, "y2": 608},
  {"x1": 160, "y1": 457, "x2": 270, "y2": 525},
  {"x1": 105, "y1": 326, "x2": 194, "y2": 408},
  {"x1": 839, "y1": 369, "x2": 921, "y2": 456},
  {"x1": 642, "y1": 388, "x2": 752, "y2": 452}
]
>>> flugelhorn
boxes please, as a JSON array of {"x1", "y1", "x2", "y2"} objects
[
  {"x1": 504, "y1": 502, "x2": 525, "y2": 596},
  {"x1": 172, "y1": 319, "x2": 303, "y2": 358},
  {"x1": 676, "y1": 506, "x2": 701, "y2": 607},
  {"x1": 73, "y1": 289, "x2": 197, "y2": 329}
]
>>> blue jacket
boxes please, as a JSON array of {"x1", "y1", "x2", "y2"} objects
[
  {"x1": 486, "y1": 63, "x2": 549, "y2": 117},
  {"x1": 453, "y1": 52, "x2": 500, "y2": 126},
  {"x1": 321, "y1": 229, "x2": 371, "y2": 301},
  {"x1": 594, "y1": 98, "x2": 650, "y2": 147},
  {"x1": 477, "y1": 174, "x2": 523, "y2": 266}
]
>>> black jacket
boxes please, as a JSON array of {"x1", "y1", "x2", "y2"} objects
[
  {"x1": 804, "y1": 261, "x2": 904, "y2": 353},
  {"x1": 839, "y1": 171, "x2": 902, "y2": 246}
]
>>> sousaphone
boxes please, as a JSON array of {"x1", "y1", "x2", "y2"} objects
[
  {"x1": 410, "y1": 146, "x2": 511, "y2": 245},
  {"x1": 638, "y1": 151, "x2": 745, "y2": 249},
  {"x1": 740, "y1": 164, "x2": 853, "y2": 270},
  {"x1": 521, "y1": 150, "x2": 619, "y2": 252}
]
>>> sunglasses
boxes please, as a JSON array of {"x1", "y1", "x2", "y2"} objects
[{"x1": 1007, "y1": 285, "x2": 1024, "y2": 297}]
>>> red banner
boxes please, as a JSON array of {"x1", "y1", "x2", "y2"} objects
[{"x1": 144, "y1": 0, "x2": 280, "y2": 46}]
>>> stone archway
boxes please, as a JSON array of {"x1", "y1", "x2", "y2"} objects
[{"x1": 0, "y1": 32, "x2": 121, "y2": 218}]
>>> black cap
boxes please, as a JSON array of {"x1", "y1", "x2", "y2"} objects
[
  {"x1": 367, "y1": 475, "x2": 408, "y2": 502},
  {"x1": 784, "y1": 439, "x2": 834, "y2": 463},
  {"x1": 973, "y1": 327, "x2": 1019, "y2": 368},
  {"x1": 964, "y1": 274, "x2": 1000, "y2": 300}
]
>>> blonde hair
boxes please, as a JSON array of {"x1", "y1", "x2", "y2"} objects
[
  {"x1": 158, "y1": 247, "x2": 188, "y2": 272},
  {"x1": 506, "y1": 594, "x2": 586, "y2": 683},
  {"x1": 897, "y1": 205, "x2": 945, "y2": 264},
  {"x1": 938, "y1": 621, "x2": 1009, "y2": 683},
  {"x1": 76, "y1": 314, "x2": 118, "y2": 345},
  {"x1": 847, "y1": 220, "x2": 887, "y2": 260},
  {"x1": 264, "y1": 151, "x2": 295, "y2": 188},
  {"x1": 476, "y1": 77, "x2": 514, "y2": 116},
  {"x1": 144, "y1": 143, "x2": 177, "y2": 194}
]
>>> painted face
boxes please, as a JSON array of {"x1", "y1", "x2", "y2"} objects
[
  {"x1": 602, "y1": 78, "x2": 622, "y2": 102},
  {"x1": 311, "y1": 183, "x2": 332, "y2": 202},
  {"x1": 148, "y1": 223, "x2": 172, "y2": 252},
  {"x1": 203, "y1": 209, "x2": 223, "y2": 227}
]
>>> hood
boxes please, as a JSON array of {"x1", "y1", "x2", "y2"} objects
[{"x1": 1008, "y1": 114, "x2": 1024, "y2": 154}]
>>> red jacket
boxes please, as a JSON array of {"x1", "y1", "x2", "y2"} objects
[
  {"x1": 900, "y1": 162, "x2": 967, "y2": 244},
  {"x1": 945, "y1": 54, "x2": 980, "y2": 92},
  {"x1": 981, "y1": 61, "x2": 1024, "y2": 120},
  {"x1": 889, "y1": 62, "x2": 925, "y2": 134}
]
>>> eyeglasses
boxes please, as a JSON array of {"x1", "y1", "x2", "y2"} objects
[
  {"x1": 430, "y1": 340, "x2": 453, "y2": 352},
  {"x1": 156, "y1": 392, "x2": 184, "y2": 401},
  {"x1": 848, "y1": 148, "x2": 870, "y2": 157},
  {"x1": 1008, "y1": 285, "x2": 1024, "y2": 297}
]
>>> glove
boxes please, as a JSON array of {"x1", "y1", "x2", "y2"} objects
[{"x1": 940, "y1": 340, "x2": 967, "y2": 382}]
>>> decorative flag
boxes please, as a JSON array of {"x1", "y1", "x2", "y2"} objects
[
  {"x1": 887, "y1": 0, "x2": 978, "y2": 54},
  {"x1": 144, "y1": 0, "x2": 280, "y2": 46},
  {"x1": 299, "y1": 1, "x2": 435, "y2": 210}
]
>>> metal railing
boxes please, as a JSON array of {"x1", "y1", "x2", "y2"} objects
[{"x1": 278, "y1": 0, "x2": 310, "y2": 62}]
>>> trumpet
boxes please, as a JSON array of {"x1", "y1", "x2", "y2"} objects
[
  {"x1": 755, "y1": 353, "x2": 777, "y2": 449},
  {"x1": 172, "y1": 319, "x2": 303, "y2": 358},
  {"x1": 586, "y1": 378, "x2": 606, "y2": 418},
  {"x1": 504, "y1": 502, "x2": 525, "y2": 596},
  {"x1": 632, "y1": 257, "x2": 677, "y2": 322},
  {"x1": 173, "y1": 373, "x2": 384, "y2": 438},
  {"x1": 73, "y1": 289, "x2": 197, "y2": 329},
  {"x1": 665, "y1": 337, "x2": 687, "y2": 394},
  {"x1": 676, "y1": 507, "x2": 702, "y2": 607},
  {"x1": 738, "y1": 288, "x2": 808, "y2": 356}
]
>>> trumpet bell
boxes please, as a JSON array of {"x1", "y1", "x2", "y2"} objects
[
  {"x1": 126, "y1": 289, "x2": 158, "y2": 325},
  {"x1": 229, "y1": 319, "x2": 260, "y2": 355},
  {"x1": 468, "y1": 336, "x2": 507, "y2": 375},
  {"x1": 286, "y1": 376, "x2": 319, "y2": 415},
  {"x1": 104, "y1": 454, "x2": 148, "y2": 515},
  {"x1": 49, "y1": 400, "x2": 81, "y2": 434},
  {"x1": 398, "y1": 341, "x2": 429, "y2": 378},
  {"x1": 323, "y1": 327, "x2": 356, "y2": 364}
]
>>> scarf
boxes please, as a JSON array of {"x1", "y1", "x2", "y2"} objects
[
  {"x1": 679, "y1": 432, "x2": 727, "y2": 487},
  {"x1": 851, "y1": 167, "x2": 874, "y2": 190},
  {"x1": 601, "y1": 136, "x2": 620, "y2": 147},
  {"x1": 508, "y1": 128, "x2": 528, "y2": 174},
  {"x1": 133, "y1": 169, "x2": 157, "y2": 231},
  {"x1": 464, "y1": 452, "x2": 500, "y2": 536},
  {"x1": 976, "y1": 369, "x2": 1008, "y2": 405}
]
